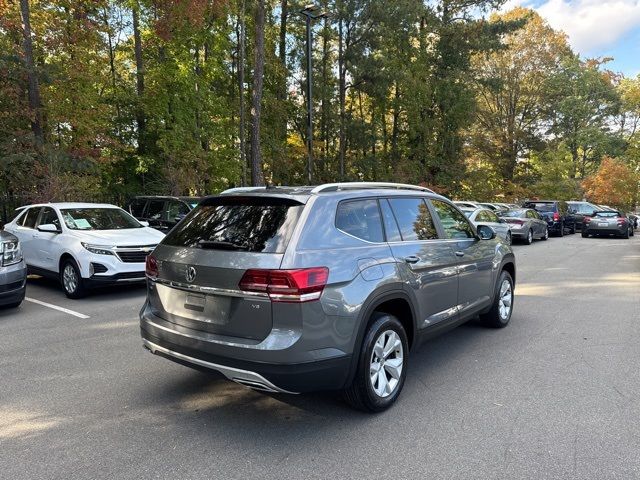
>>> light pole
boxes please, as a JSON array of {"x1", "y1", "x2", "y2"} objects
[{"x1": 300, "y1": 4, "x2": 326, "y2": 184}]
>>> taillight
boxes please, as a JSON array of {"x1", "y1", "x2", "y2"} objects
[
  {"x1": 508, "y1": 219, "x2": 524, "y2": 225},
  {"x1": 239, "y1": 267, "x2": 329, "y2": 302},
  {"x1": 583, "y1": 216, "x2": 591, "y2": 223},
  {"x1": 553, "y1": 212, "x2": 560, "y2": 221},
  {"x1": 617, "y1": 217, "x2": 626, "y2": 223},
  {"x1": 145, "y1": 255, "x2": 159, "y2": 278}
]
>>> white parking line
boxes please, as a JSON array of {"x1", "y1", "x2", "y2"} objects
[{"x1": 25, "y1": 297, "x2": 90, "y2": 319}]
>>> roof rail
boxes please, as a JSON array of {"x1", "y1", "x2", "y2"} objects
[{"x1": 310, "y1": 182, "x2": 434, "y2": 194}]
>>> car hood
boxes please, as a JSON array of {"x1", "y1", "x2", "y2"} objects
[{"x1": 70, "y1": 227, "x2": 165, "y2": 246}]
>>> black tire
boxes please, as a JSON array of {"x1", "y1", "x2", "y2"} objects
[
  {"x1": 60, "y1": 258, "x2": 86, "y2": 299},
  {"x1": 570, "y1": 223, "x2": 576, "y2": 234},
  {"x1": 480, "y1": 270, "x2": 514, "y2": 328},
  {"x1": 558, "y1": 222, "x2": 564, "y2": 237},
  {"x1": 506, "y1": 232, "x2": 512, "y2": 245},
  {"x1": 622, "y1": 229, "x2": 630, "y2": 239},
  {"x1": 524, "y1": 229, "x2": 533, "y2": 245},
  {"x1": 581, "y1": 229, "x2": 588, "y2": 238},
  {"x1": 343, "y1": 313, "x2": 409, "y2": 413},
  {"x1": 631, "y1": 228, "x2": 635, "y2": 237},
  {"x1": 541, "y1": 227, "x2": 549, "y2": 241}
]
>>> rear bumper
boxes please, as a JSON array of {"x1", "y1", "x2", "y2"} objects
[
  {"x1": 140, "y1": 316, "x2": 352, "y2": 394},
  {"x1": 547, "y1": 221, "x2": 563, "y2": 233},
  {"x1": 584, "y1": 226, "x2": 627, "y2": 235}
]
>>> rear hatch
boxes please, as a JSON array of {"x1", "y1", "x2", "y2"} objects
[{"x1": 147, "y1": 195, "x2": 306, "y2": 341}]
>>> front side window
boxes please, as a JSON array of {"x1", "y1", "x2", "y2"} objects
[
  {"x1": 61, "y1": 208, "x2": 142, "y2": 230},
  {"x1": 167, "y1": 201, "x2": 190, "y2": 220},
  {"x1": 388, "y1": 198, "x2": 438, "y2": 241},
  {"x1": 144, "y1": 200, "x2": 166, "y2": 220},
  {"x1": 163, "y1": 197, "x2": 303, "y2": 253},
  {"x1": 476, "y1": 210, "x2": 492, "y2": 222},
  {"x1": 336, "y1": 199, "x2": 384, "y2": 243},
  {"x1": 129, "y1": 199, "x2": 147, "y2": 217},
  {"x1": 431, "y1": 200, "x2": 475, "y2": 239},
  {"x1": 21, "y1": 207, "x2": 41, "y2": 229},
  {"x1": 39, "y1": 207, "x2": 61, "y2": 229}
]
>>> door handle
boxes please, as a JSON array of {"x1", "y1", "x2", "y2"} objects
[
  {"x1": 454, "y1": 251, "x2": 465, "y2": 257},
  {"x1": 404, "y1": 256, "x2": 420, "y2": 264}
]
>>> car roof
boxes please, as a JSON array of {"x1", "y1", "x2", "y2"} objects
[
  {"x1": 216, "y1": 183, "x2": 451, "y2": 203},
  {"x1": 18, "y1": 202, "x2": 120, "y2": 209}
]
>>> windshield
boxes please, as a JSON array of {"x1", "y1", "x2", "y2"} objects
[
  {"x1": 498, "y1": 209, "x2": 526, "y2": 218},
  {"x1": 61, "y1": 208, "x2": 142, "y2": 230},
  {"x1": 461, "y1": 209, "x2": 474, "y2": 218}
]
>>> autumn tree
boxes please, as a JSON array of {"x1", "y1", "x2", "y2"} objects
[{"x1": 582, "y1": 157, "x2": 639, "y2": 211}]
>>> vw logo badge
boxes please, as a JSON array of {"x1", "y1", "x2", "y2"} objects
[{"x1": 185, "y1": 266, "x2": 197, "y2": 283}]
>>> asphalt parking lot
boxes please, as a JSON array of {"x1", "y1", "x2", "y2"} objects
[{"x1": 1, "y1": 234, "x2": 639, "y2": 480}]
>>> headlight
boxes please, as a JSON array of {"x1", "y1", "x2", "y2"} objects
[
  {"x1": 81, "y1": 243, "x2": 115, "y2": 255},
  {"x1": 0, "y1": 240, "x2": 23, "y2": 266}
]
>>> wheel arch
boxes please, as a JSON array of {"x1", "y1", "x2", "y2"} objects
[{"x1": 343, "y1": 288, "x2": 417, "y2": 389}]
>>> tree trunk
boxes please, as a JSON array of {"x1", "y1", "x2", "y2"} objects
[
  {"x1": 237, "y1": 0, "x2": 247, "y2": 186},
  {"x1": 132, "y1": 2, "x2": 146, "y2": 155},
  {"x1": 338, "y1": 15, "x2": 346, "y2": 180},
  {"x1": 250, "y1": 0, "x2": 266, "y2": 186},
  {"x1": 19, "y1": 0, "x2": 44, "y2": 149}
]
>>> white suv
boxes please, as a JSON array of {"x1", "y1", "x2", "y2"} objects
[{"x1": 4, "y1": 203, "x2": 165, "y2": 298}]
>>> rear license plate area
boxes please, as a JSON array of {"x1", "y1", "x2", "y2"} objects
[{"x1": 185, "y1": 293, "x2": 206, "y2": 312}]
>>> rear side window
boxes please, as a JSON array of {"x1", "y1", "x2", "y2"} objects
[
  {"x1": 21, "y1": 207, "x2": 41, "y2": 229},
  {"x1": 431, "y1": 200, "x2": 475, "y2": 239},
  {"x1": 388, "y1": 198, "x2": 438, "y2": 241},
  {"x1": 336, "y1": 199, "x2": 384, "y2": 243},
  {"x1": 163, "y1": 197, "x2": 304, "y2": 253}
]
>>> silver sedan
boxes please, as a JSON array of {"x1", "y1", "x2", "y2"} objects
[
  {"x1": 496, "y1": 208, "x2": 548, "y2": 245},
  {"x1": 461, "y1": 208, "x2": 512, "y2": 245}
]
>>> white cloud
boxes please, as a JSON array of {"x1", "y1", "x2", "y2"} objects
[{"x1": 500, "y1": 0, "x2": 640, "y2": 54}]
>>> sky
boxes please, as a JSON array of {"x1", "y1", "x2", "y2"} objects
[{"x1": 499, "y1": 0, "x2": 640, "y2": 77}]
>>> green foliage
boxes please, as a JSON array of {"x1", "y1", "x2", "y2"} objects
[{"x1": 0, "y1": 0, "x2": 637, "y2": 208}]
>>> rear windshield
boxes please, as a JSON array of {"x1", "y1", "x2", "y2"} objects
[
  {"x1": 594, "y1": 211, "x2": 620, "y2": 218},
  {"x1": 162, "y1": 196, "x2": 304, "y2": 253},
  {"x1": 524, "y1": 202, "x2": 554, "y2": 212},
  {"x1": 498, "y1": 209, "x2": 526, "y2": 217}
]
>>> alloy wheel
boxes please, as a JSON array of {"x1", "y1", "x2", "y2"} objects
[
  {"x1": 498, "y1": 279, "x2": 513, "y2": 321},
  {"x1": 63, "y1": 264, "x2": 78, "y2": 294},
  {"x1": 369, "y1": 330, "x2": 404, "y2": 398}
]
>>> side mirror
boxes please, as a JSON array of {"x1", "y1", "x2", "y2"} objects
[
  {"x1": 139, "y1": 220, "x2": 150, "y2": 227},
  {"x1": 477, "y1": 224, "x2": 496, "y2": 240},
  {"x1": 37, "y1": 224, "x2": 60, "y2": 233}
]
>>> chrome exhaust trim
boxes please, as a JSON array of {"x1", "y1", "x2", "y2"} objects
[{"x1": 142, "y1": 339, "x2": 298, "y2": 394}]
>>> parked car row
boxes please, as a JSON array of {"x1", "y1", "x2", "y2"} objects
[{"x1": 455, "y1": 198, "x2": 637, "y2": 243}]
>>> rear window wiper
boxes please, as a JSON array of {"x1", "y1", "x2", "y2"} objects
[{"x1": 197, "y1": 240, "x2": 248, "y2": 251}]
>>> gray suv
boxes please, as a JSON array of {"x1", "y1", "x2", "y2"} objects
[
  {"x1": 0, "y1": 230, "x2": 27, "y2": 308},
  {"x1": 140, "y1": 183, "x2": 516, "y2": 411}
]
